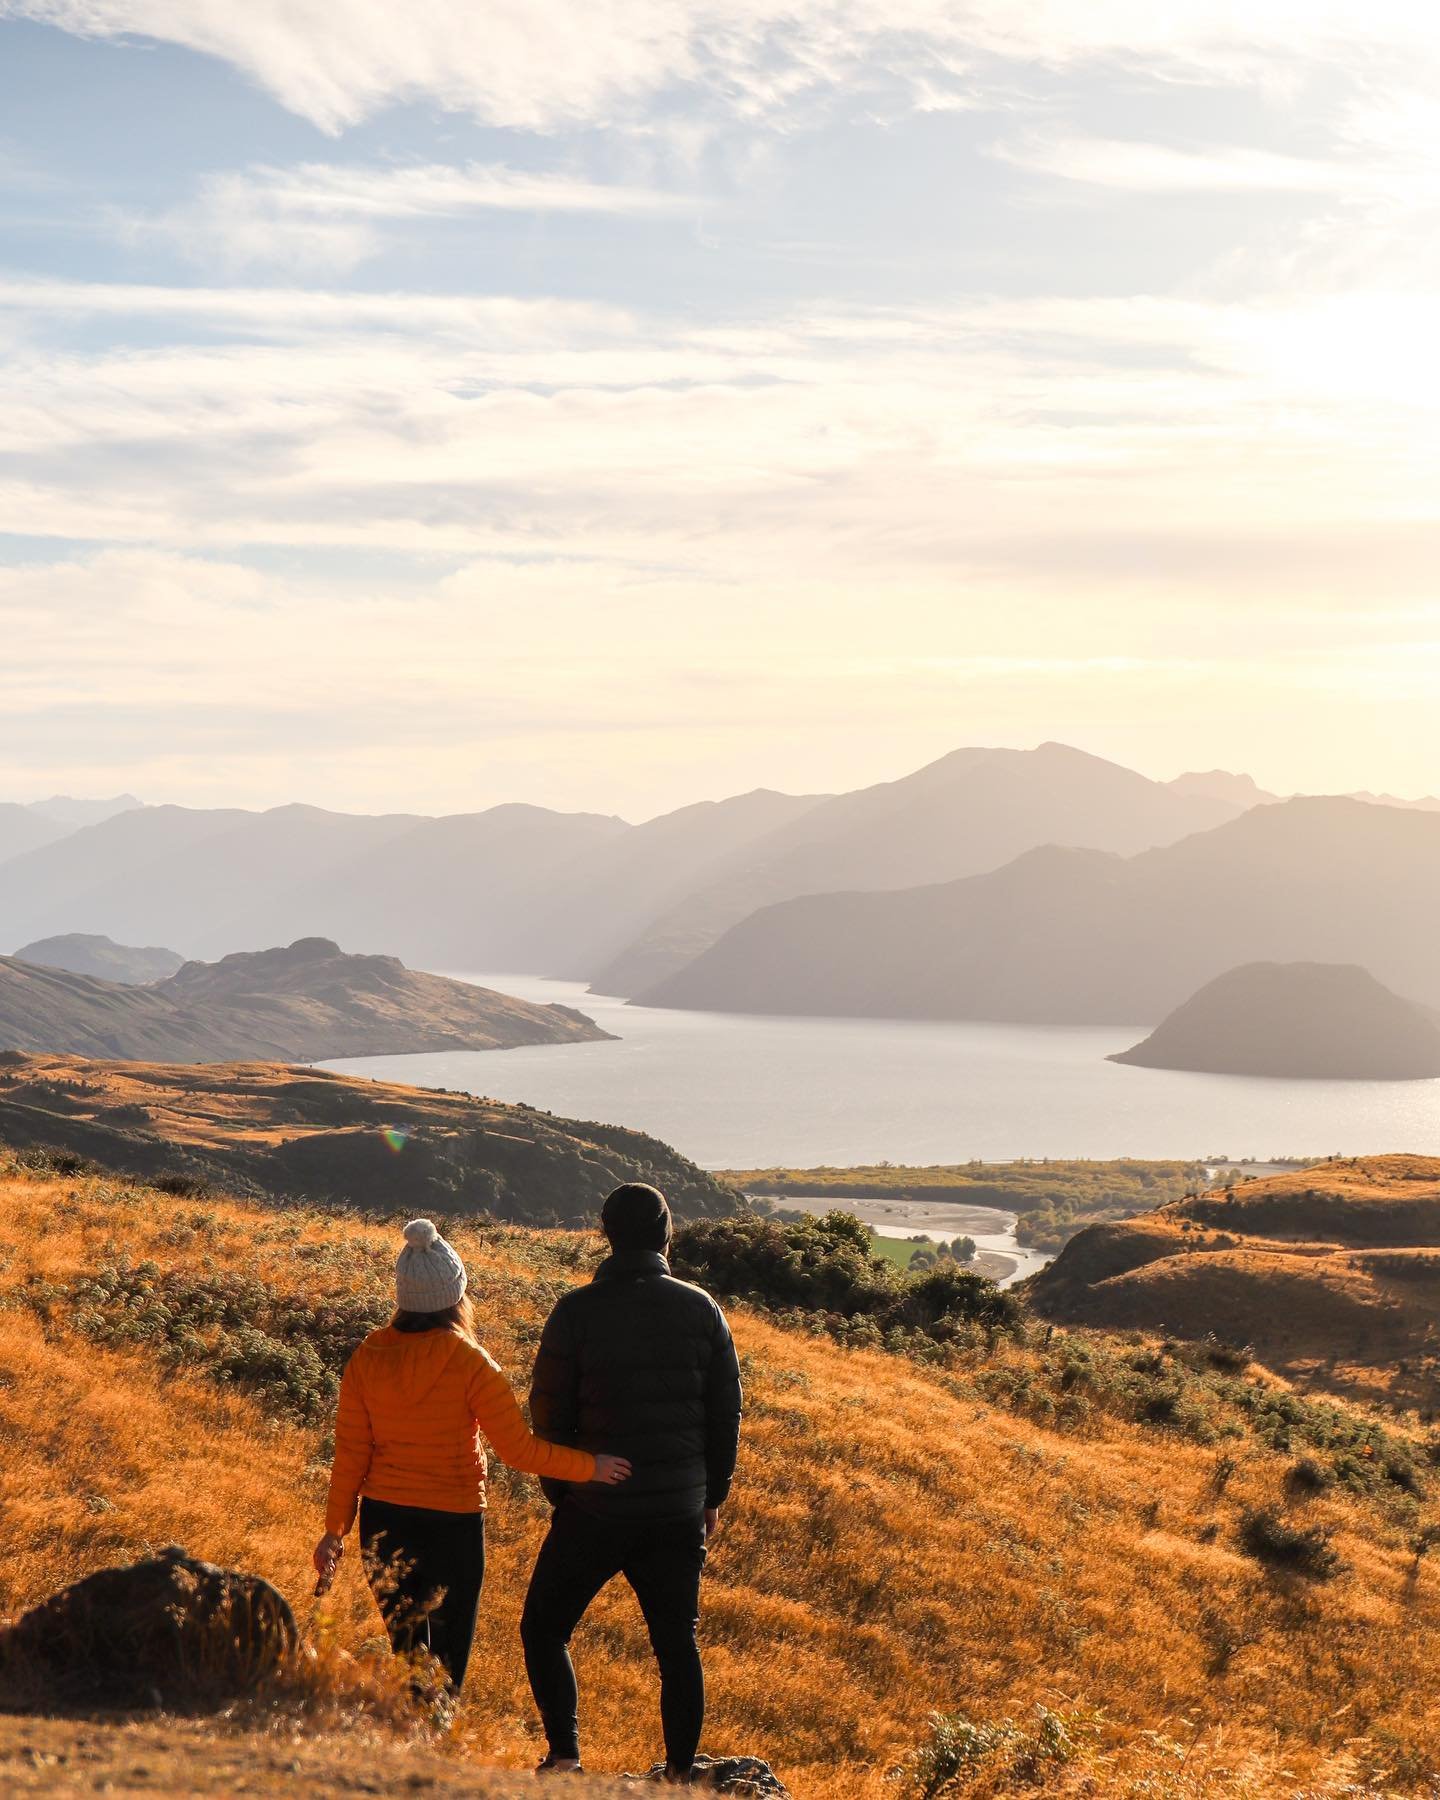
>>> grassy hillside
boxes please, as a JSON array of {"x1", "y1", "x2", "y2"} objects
[
  {"x1": 0, "y1": 1054, "x2": 733, "y2": 1226},
  {"x1": 1029, "y1": 1156, "x2": 1440, "y2": 1412},
  {"x1": 3, "y1": 1157, "x2": 1440, "y2": 1793},
  {"x1": 725, "y1": 1161, "x2": 1201, "y2": 1253}
]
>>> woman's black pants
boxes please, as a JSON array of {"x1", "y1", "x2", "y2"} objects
[
  {"x1": 521, "y1": 1502, "x2": 707, "y2": 1770},
  {"x1": 358, "y1": 1497, "x2": 486, "y2": 1690}
]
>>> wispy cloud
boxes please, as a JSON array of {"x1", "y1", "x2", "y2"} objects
[
  {"x1": 990, "y1": 135, "x2": 1353, "y2": 196},
  {"x1": 115, "y1": 160, "x2": 693, "y2": 274}
]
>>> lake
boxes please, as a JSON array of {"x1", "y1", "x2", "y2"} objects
[{"x1": 322, "y1": 972, "x2": 1440, "y2": 1167}]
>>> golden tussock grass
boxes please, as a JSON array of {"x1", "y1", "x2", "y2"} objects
[{"x1": 0, "y1": 1161, "x2": 1438, "y2": 1795}]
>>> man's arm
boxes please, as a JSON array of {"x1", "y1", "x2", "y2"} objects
[
  {"x1": 703, "y1": 1305, "x2": 743, "y2": 1519},
  {"x1": 529, "y1": 1298, "x2": 582, "y2": 1506}
]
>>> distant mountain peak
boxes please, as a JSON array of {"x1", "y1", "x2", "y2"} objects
[{"x1": 1167, "y1": 769, "x2": 1277, "y2": 807}]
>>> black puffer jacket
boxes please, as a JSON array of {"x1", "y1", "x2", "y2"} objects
[{"x1": 529, "y1": 1249, "x2": 742, "y2": 1522}]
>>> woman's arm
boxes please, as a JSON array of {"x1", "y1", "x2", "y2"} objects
[
  {"x1": 323, "y1": 1356, "x2": 375, "y2": 1536},
  {"x1": 467, "y1": 1346, "x2": 603, "y2": 1482}
]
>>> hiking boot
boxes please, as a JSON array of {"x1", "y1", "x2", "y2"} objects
[{"x1": 536, "y1": 1754, "x2": 585, "y2": 1776}]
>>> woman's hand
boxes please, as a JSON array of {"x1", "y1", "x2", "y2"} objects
[
  {"x1": 312, "y1": 1532, "x2": 344, "y2": 1587},
  {"x1": 591, "y1": 1453, "x2": 632, "y2": 1485}
]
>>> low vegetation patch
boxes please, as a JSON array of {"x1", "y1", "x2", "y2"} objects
[
  {"x1": 671, "y1": 1211, "x2": 1020, "y2": 1359},
  {"x1": 902, "y1": 1706, "x2": 1089, "y2": 1798},
  {"x1": 23, "y1": 1261, "x2": 392, "y2": 1424}
]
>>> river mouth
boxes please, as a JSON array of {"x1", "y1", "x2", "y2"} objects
[{"x1": 751, "y1": 1192, "x2": 1053, "y2": 1288}]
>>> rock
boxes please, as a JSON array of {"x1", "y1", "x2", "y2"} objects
[
  {"x1": 0, "y1": 1545, "x2": 297, "y2": 1706},
  {"x1": 631, "y1": 1755, "x2": 791, "y2": 1796}
]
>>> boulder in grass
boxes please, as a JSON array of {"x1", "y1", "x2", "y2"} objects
[
  {"x1": 0, "y1": 1545, "x2": 297, "y2": 1707},
  {"x1": 633, "y1": 1755, "x2": 790, "y2": 1796}
]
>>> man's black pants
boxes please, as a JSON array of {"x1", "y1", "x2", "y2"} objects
[
  {"x1": 521, "y1": 1502, "x2": 707, "y2": 1769},
  {"x1": 358, "y1": 1497, "x2": 486, "y2": 1691}
]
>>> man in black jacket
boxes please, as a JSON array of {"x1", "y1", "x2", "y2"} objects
[{"x1": 522, "y1": 1182, "x2": 743, "y2": 1779}]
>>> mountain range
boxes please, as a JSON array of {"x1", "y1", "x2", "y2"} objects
[
  {"x1": 0, "y1": 744, "x2": 1246, "y2": 984},
  {"x1": 6, "y1": 748, "x2": 1440, "y2": 1027},
  {"x1": 644, "y1": 796, "x2": 1440, "y2": 1023}
]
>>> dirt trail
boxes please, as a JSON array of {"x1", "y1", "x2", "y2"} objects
[{"x1": 0, "y1": 1714, "x2": 633, "y2": 1796}]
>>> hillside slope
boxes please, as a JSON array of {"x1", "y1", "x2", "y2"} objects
[
  {"x1": 0, "y1": 1053, "x2": 729, "y2": 1224},
  {"x1": 1, "y1": 1161, "x2": 1439, "y2": 1794},
  {"x1": 1110, "y1": 962, "x2": 1440, "y2": 1079},
  {"x1": 1028, "y1": 1156, "x2": 1440, "y2": 1408},
  {"x1": 643, "y1": 796, "x2": 1440, "y2": 1023},
  {"x1": 0, "y1": 938, "x2": 610, "y2": 1062},
  {"x1": 594, "y1": 742, "x2": 1243, "y2": 995}
]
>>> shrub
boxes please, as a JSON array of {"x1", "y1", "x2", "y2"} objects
[
  {"x1": 1238, "y1": 1507, "x2": 1341, "y2": 1580},
  {"x1": 1287, "y1": 1455, "x2": 1333, "y2": 1495},
  {"x1": 902, "y1": 1706, "x2": 1083, "y2": 1797}
]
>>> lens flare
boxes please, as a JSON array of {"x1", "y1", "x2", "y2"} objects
[{"x1": 382, "y1": 1126, "x2": 410, "y2": 1153}]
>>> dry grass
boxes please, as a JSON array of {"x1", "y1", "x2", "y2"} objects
[
  {"x1": 1, "y1": 1160, "x2": 1439, "y2": 1795},
  {"x1": 1031, "y1": 1156, "x2": 1440, "y2": 1413}
]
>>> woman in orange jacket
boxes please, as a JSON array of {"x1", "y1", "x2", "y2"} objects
[{"x1": 313, "y1": 1218, "x2": 629, "y2": 1690}]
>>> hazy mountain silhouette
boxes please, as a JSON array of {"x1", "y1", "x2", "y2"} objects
[
  {"x1": 0, "y1": 937, "x2": 610, "y2": 1062},
  {"x1": 1109, "y1": 962, "x2": 1440, "y2": 1079},
  {"x1": 590, "y1": 743, "x2": 1245, "y2": 995},
  {"x1": 642, "y1": 797, "x2": 1440, "y2": 1024},
  {"x1": 224, "y1": 804, "x2": 632, "y2": 969},
  {"x1": 0, "y1": 802, "x2": 632, "y2": 968},
  {"x1": 509, "y1": 788, "x2": 830, "y2": 977},
  {"x1": 1165, "y1": 770, "x2": 1278, "y2": 808},
  {"x1": 14, "y1": 933, "x2": 184, "y2": 986},
  {"x1": 0, "y1": 804, "x2": 73, "y2": 866},
  {"x1": 26, "y1": 794, "x2": 142, "y2": 828}
]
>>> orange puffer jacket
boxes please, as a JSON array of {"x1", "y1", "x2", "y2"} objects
[{"x1": 325, "y1": 1326, "x2": 597, "y2": 1534}]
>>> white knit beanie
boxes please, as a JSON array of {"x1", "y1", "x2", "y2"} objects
[{"x1": 394, "y1": 1219, "x2": 467, "y2": 1312}]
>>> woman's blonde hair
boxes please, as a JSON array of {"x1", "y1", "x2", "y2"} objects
[{"x1": 391, "y1": 1294, "x2": 477, "y2": 1341}]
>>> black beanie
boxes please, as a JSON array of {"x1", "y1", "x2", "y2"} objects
[{"x1": 601, "y1": 1182, "x2": 672, "y2": 1252}]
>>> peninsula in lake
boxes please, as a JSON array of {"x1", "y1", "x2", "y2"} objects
[{"x1": 0, "y1": 937, "x2": 611, "y2": 1063}]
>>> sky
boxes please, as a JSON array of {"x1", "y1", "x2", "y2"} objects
[{"x1": 2, "y1": 2, "x2": 1439, "y2": 821}]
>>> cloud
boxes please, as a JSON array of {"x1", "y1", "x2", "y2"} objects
[
  {"x1": 2, "y1": 277, "x2": 1438, "y2": 586},
  {"x1": 990, "y1": 135, "x2": 1354, "y2": 196},
  {"x1": 119, "y1": 160, "x2": 694, "y2": 275},
  {"x1": 8, "y1": 1, "x2": 1440, "y2": 133}
]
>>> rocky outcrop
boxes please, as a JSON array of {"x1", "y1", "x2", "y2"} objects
[
  {"x1": 0, "y1": 1546, "x2": 297, "y2": 1706},
  {"x1": 632, "y1": 1755, "x2": 790, "y2": 1795}
]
